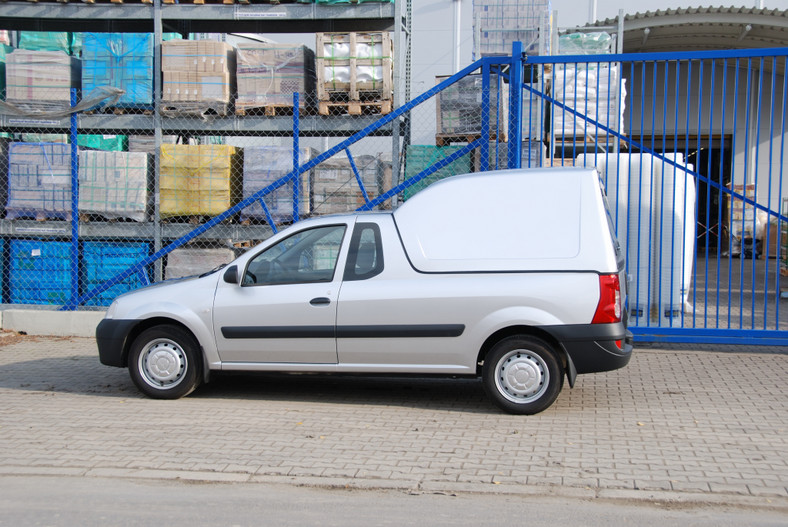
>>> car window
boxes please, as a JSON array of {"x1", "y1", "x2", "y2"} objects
[
  {"x1": 343, "y1": 222, "x2": 384, "y2": 281},
  {"x1": 243, "y1": 224, "x2": 347, "y2": 286}
]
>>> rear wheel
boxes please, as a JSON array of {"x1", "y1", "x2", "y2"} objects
[
  {"x1": 482, "y1": 336, "x2": 563, "y2": 415},
  {"x1": 128, "y1": 325, "x2": 202, "y2": 399}
]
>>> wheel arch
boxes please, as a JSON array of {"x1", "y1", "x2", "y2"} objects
[
  {"x1": 476, "y1": 325, "x2": 577, "y2": 387},
  {"x1": 120, "y1": 317, "x2": 210, "y2": 383}
]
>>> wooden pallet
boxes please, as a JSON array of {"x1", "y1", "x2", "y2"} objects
[
  {"x1": 435, "y1": 131, "x2": 506, "y2": 147},
  {"x1": 318, "y1": 99, "x2": 391, "y2": 116},
  {"x1": 163, "y1": 0, "x2": 234, "y2": 4}
]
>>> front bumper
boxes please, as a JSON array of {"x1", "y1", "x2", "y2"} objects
[
  {"x1": 540, "y1": 322, "x2": 633, "y2": 375},
  {"x1": 96, "y1": 318, "x2": 138, "y2": 368}
]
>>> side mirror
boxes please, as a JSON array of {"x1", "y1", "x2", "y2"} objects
[{"x1": 223, "y1": 265, "x2": 239, "y2": 285}]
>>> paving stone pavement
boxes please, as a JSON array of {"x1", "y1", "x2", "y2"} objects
[{"x1": 0, "y1": 336, "x2": 786, "y2": 507}]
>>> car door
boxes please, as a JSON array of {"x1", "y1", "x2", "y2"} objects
[{"x1": 212, "y1": 223, "x2": 348, "y2": 364}]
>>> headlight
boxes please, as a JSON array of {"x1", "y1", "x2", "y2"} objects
[{"x1": 105, "y1": 300, "x2": 118, "y2": 320}]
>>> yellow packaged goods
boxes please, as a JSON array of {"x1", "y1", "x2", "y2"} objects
[{"x1": 159, "y1": 144, "x2": 242, "y2": 217}]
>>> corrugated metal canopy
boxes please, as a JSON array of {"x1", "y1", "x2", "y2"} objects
[{"x1": 588, "y1": 6, "x2": 788, "y2": 53}]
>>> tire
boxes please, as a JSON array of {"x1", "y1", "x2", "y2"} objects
[
  {"x1": 482, "y1": 336, "x2": 563, "y2": 415},
  {"x1": 128, "y1": 325, "x2": 202, "y2": 399}
]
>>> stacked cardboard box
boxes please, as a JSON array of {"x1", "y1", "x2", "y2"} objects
[
  {"x1": 6, "y1": 142, "x2": 72, "y2": 220},
  {"x1": 236, "y1": 44, "x2": 316, "y2": 112},
  {"x1": 5, "y1": 50, "x2": 80, "y2": 112},
  {"x1": 435, "y1": 74, "x2": 507, "y2": 140},
  {"x1": 316, "y1": 32, "x2": 393, "y2": 103},
  {"x1": 312, "y1": 154, "x2": 381, "y2": 215},
  {"x1": 473, "y1": 0, "x2": 552, "y2": 57},
  {"x1": 78, "y1": 150, "x2": 150, "y2": 222},
  {"x1": 159, "y1": 144, "x2": 241, "y2": 218},
  {"x1": 82, "y1": 33, "x2": 154, "y2": 109},
  {"x1": 161, "y1": 40, "x2": 234, "y2": 116},
  {"x1": 241, "y1": 146, "x2": 315, "y2": 223}
]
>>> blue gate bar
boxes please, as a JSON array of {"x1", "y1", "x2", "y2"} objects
[
  {"x1": 292, "y1": 91, "x2": 300, "y2": 223},
  {"x1": 68, "y1": 88, "x2": 79, "y2": 312},
  {"x1": 345, "y1": 149, "x2": 370, "y2": 204}
]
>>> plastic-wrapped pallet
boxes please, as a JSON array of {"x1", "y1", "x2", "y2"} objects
[
  {"x1": 236, "y1": 44, "x2": 316, "y2": 112},
  {"x1": 82, "y1": 33, "x2": 154, "y2": 109},
  {"x1": 552, "y1": 64, "x2": 626, "y2": 138},
  {"x1": 78, "y1": 135, "x2": 128, "y2": 151},
  {"x1": 7, "y1": 142, "x2": 71, "y2": 220},
  {"x1": 435, "y1": 73, "x2": 508, "y2": 139},
  {"x1": 17, "y1": 32, "x2": 71, "y2": 54},
  {"x1": 473, "y1": 0, "x2": 552, "y2": 57},
  {"x1": 5, "y1": 50, "x2": 80, "y2": 112},
  {"x1": 159, "y1": 144, "x2": 241, "y2": 218},
  {"x1": 82, "y1": 241, "x2": 150, "y2": 306},
  {"x1": 165, "y1": 247, "x2": 236, "y2": 280},
  {"x1": 241, "y1": 146, "x2": 315, "y2": 223},
  {"x1": 161, "y1": 40, "x2": 234, "y2": 116},
  {"x1": 312, "y1": 154, "x2": 379, "y2": 215},
  {"x1": 9, "y1": 239, "x2": 70, "y2": 305},
  {"x1": 404, "y1": 145, "x2": 472, "y2": 201},
  {"x1": 78, "y1": 150, "x2": 150, "y2": 222},
  {"x1": 316, "y1": 32, "x2": 392, "y2": 101}
]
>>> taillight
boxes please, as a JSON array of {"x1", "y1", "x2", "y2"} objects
[{"x1": 592, "y1": 274, "x2": 622, "y2": 324}]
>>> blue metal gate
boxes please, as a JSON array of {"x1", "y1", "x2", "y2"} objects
[{"x1": 526, "y1": 48, "x2": 788, "y2": 345}]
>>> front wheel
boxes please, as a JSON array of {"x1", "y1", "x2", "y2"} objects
[
  {"x1": 128, "y1": 325, "x2": 202, "y2": 399},
  {"x1": 482, "y1": 336, "x2": 563, "y2": 415}
]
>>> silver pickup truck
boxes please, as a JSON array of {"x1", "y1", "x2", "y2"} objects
[{"x1": 97, "y1": 168, "x2": 633, "y2": 414}]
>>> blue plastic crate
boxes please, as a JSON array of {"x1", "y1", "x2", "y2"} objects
[
  {"x1": 9, "y1": 239, "x2": 71, "y2": 305},
  {"x1": 82, "y1": 33, "x2": 153, "y2": 109},
  {"x1": 82, "y1": 241, "x2": 150, "y2": 306}
]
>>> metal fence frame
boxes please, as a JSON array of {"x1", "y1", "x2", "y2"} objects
[{"x1": 11, "y1": 42, "x2": 787, "y2": 346}]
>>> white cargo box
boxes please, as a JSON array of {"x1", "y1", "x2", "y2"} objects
[{"x1": 393, "y1": 168, "x2": 618, "y2": 273}]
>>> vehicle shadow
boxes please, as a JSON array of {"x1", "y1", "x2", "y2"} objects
[
  {"x1": 0, "y1": 354, "x2": 498, "y2": 413},
  {"x1": 195, "y1": 371, "x2": 494, "y2": 413}
]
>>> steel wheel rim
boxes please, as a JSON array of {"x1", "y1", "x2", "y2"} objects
[
  {"x1": 138, "y1": 338, "x2": 187, "y2": 390},
  {"x1": 494, "y1": 348, "x2": 549, "y2": 404}
]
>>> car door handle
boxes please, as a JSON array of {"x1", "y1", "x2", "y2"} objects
[{"x1": 310, "y1": 297, "x2": 331, "y2": 306}]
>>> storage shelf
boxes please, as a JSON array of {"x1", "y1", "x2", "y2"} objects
[
  {"x1": 0, "y1": 219, "x2": 274, "y2": 242},
  {"x1": 0, "y1": 2, "x2": 395, "y2": 33},
  {"x1": 1, "y1": 113, "x2": 402, "y2": 136}
]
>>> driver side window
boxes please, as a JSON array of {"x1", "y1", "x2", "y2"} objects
[{"x1": 244, "y1": 224, "x2": 347, "y2": 286}]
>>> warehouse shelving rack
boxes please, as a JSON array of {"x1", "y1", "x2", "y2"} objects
[{"x1": 0, "y1": 0, "x2": 411, "y2": 282}]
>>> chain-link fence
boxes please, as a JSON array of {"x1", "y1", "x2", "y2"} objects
[{"x1": 0, "y1": 29, "x2": 517, "y2": 310}]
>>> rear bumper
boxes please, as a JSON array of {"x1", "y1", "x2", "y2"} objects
[
  {"x1": 96, "y1": 318, "x2": 138, "y2": 368},
  {"x1": 540, "y1": 322, "x2": 633, "y2": 375}
]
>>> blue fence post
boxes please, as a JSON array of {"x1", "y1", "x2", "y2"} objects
[
  {"x1": 507, "y1": 41, "x2": 523, "y2": 169},
  {"x1": 67, "y1": 88, "x2": 79, "y2": 311},
  {"x1": 292, "y1": 91, "x2": 300, "y2": 223}
]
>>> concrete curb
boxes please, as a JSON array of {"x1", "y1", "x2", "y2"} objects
[
  {"x1": 0, "y1": 309, "x2": 105, "y2": 338},
  {"x1": 1, "y1": 466, "x2": 786, "y2": 512}
]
